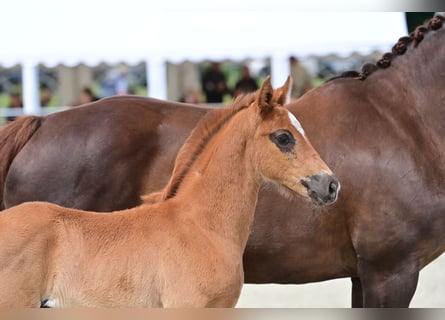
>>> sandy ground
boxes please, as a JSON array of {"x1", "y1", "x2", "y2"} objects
[{"x1": 236, "y1": 253, "x2": 445, "y2": 308}]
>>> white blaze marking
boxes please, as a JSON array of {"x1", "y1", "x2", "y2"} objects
[{"x1": 288, "y1": 112, "x2": 305, "y2": 136}]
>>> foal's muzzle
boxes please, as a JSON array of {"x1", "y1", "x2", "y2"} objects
[{"x1": 301, "y1": 173, "x2": 340, "y2": 206}]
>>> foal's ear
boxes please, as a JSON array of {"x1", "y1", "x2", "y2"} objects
[
  {"x1": 273, "y1": 76, "x2": 292, "y2": 105},
  {"x1": 255, "y1": 76, "x2": 274, "y2": 117}
]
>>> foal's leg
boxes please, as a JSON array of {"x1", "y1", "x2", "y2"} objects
[
  {"x1": 0, "y1": 274, "x2": 42, "y2": 307},
  {"x1": 0, "y1": 224, "x2": 53, "y2": 307},
  {"x1": 161, "y1": 280, "x2": 241, "y2": 308},
  {"x1": 357, "y1": 259, "x2": 419, "y2": 307},
  {"x1": 0, "y1": 253, "x2": 46, "y2": 307},
  {"x1": 162, "y1": 292, "x2": 239, "y2": 308}
]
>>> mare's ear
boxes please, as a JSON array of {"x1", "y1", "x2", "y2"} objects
[
  {"x1": 255, "y1": 76, "x2": 274, "y2": 117},
  {"x1": 273, "y1": 76, "x2": 292, "y2": 105}
]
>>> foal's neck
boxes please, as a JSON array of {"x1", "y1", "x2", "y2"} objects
[{"x1": 173, "y1": 111, "x2": 260, "y2": 250}]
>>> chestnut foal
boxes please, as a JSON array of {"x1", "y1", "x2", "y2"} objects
[{"x1": 0, "y1": 77, "x2": 339, "y2": 307}]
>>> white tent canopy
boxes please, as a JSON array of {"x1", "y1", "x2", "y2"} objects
[{"x1": 1, "y1": 2, "x2": 408, "y2": 114}]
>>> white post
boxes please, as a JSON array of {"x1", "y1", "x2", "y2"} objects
[
  {"x1": 270, "y1": 54, "x2": 290, "y2": 89},
  {"x1": 22, "y1": 60, "x2": 40, "y2": 115},
  {"x1": 146, "y1": 57, "x2": 167, "y2": 100}
]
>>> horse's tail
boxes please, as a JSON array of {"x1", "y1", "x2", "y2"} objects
[{"x1": 0, "y1": 116, "x2": 43, "y2": 210}]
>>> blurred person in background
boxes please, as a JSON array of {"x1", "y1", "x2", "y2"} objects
[
  {"x1": 6, "y1": 92, "x2": 22, "y2": 122},
  {"x1": 114, "y1": 64, "x2": 129, "y2": 95},
  {"x1": 201, "y1": 61, "x2": 228, "y2": 103},
  {"x1": 289, "y1": 56, "x2": 313, "y2": 100},
  {"x1": 180, "y1": 88, "x2": 203, "y2": 104},
  {"x1": 74, "y1": 87, "x2": 98, "y2": 106},
  {"x1": 233, "y1": 65, "x2": 258, "y2": 97},
  {"x1": 40, "y1": 84, "x2": 53, "y2": 107}
]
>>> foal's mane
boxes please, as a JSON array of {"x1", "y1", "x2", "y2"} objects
[
  {"x1": 162, "y1": 92, "x2": 257, "y2": 200},
  {"x1": 330, "y1": 14, "x2": 445, "y2": 81}
]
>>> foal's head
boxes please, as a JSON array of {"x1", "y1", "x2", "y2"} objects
[{"x1": 246, "y1": 77, "x2": 339, "y2": 206}]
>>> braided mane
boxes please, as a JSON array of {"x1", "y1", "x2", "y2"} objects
[
  {"x1": 331, "y1": 14, "x2": 445, "y2": 81},
  {"x1": 162, "y1": 92, "x2": 257, "y2": 200}
]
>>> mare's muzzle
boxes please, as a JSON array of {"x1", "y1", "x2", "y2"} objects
[{"x1": 301, "y1": 173, "x2": 340, "y2": 206}]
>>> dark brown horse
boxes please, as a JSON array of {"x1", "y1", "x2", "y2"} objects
[{"x1": 1, "y1": 15, "x2": 445, "y2": 307}]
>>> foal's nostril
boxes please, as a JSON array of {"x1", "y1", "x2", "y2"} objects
[
  {"x1": 329, "y1": 180, "x2": 338, "y2": 194},
  {"x1": 328, "y1": 178, "x2": 340, "y2": 202}
]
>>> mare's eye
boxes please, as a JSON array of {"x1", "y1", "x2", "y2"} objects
[{"x1": 270, "y1": 130, "x2": 295, "y2": 152}]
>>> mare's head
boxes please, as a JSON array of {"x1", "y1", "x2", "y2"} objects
[{"x1": 245, "y1": 77, "x2": 340, "y2": 206}]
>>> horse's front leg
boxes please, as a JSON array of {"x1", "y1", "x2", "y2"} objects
[
  {"x1": 357, "y1": 258, "x2": 419, "y2": 307},
  {"x1": 351, "y1": 277, "x2": 363, "y2": 307}
]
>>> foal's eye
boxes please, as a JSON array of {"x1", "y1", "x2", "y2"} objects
[
  {"x1": 270, "y1": 130, "x2": 295, "y2": 152},
  {"x1": 277, "y1": 133, "x2": 291, "y2": 146}
]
